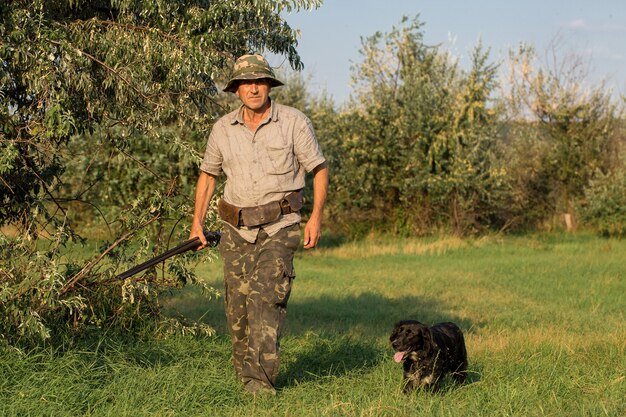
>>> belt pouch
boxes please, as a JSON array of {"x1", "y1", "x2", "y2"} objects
[
  {"x1": 218, "y1": 199, "x2": 241, "y2": 227},
  {"x1": 241, "y1": 203, "x2": 282, "y2": 227},
  {"x1": 284, "y1": 190, "x2": 304, "y2": 212}
]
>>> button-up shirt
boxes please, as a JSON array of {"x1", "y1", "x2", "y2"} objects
[{"x1": 200, "y1": 99, "x2": 325, "y2": 242}]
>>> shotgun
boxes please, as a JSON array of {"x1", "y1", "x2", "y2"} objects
[{"x1": 116, "y1": 230, "x2": 221, "y2": 280}]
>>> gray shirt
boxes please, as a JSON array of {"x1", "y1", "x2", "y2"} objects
[{"x1": 200, "y1": 99, "x2": 325, "y2": 242}]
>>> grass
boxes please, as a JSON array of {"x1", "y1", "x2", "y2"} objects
[{"x1": 1, "y1": 233, "x2": 624, "y2": 416}]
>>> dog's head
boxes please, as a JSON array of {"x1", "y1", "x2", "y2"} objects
[{"x1": 389, "y1": 320, "x2": 434, "y2": 363}]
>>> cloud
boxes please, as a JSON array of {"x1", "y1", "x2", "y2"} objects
[{"x1": 567, "y1": 19, "x2": 587, "y2": 30}]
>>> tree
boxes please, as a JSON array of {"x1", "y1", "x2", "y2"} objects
[
  {"x1": 503, "y1": 43, "x2": 622, "y2": 230},
  {"x1": 326, "y1": 16, "x2": 506, "y2": 236},
  {"x1": 0, "y1": 0, "x2": 321, "y2": 345}
]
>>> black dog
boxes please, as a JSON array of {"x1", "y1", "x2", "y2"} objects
[{"x1": 390, "y1": 320, "x2": 468, "y2": 392}]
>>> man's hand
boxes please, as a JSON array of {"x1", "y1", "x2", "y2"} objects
[
  {"x1": 189, "y1": 223, "x2": 208, "y2": 250},
  {"x1": 303, "y1": 215, "x2": 321, "y2": 249}
]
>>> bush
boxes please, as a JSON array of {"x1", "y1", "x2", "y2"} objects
[
  {"x1": 323, "y1": 16, "x2": 508, "y2": 237},
  {"x1": 579, "y1": 165, "x2": 626, "y2": 237},
  {"x1": 0, "y1": 198, "x2": 220, "y2": 346}
]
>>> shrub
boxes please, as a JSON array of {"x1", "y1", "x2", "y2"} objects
[{"x1": 579, "y1": 164, "x2": 626, "y2": 237}]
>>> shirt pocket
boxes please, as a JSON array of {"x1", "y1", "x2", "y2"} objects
[{"x1": 264, "y1": 136, "x2": 294, "y2": 176}]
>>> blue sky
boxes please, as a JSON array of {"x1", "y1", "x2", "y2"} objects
[{"x1": 275, "y1": 0, "x2": 626, "y2": 104}]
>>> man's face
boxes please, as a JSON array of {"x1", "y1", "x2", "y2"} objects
[{"x1": 235, "y1": 79, "x2": 271, "y2": 111}]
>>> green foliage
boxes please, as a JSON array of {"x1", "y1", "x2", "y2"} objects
[
  {"x1": 490, "y1": 122, "x2": 546, "y2": 231},
  {"x1": 324, "y1": 16, "x2": 507, "y2": 236},
  {"x1": 0, "y1": 0, "x2": 320, "y2": 345},
  {"x1": 503, "y1": 44, "x2": 622, "y2": 225},
  {"x1": 1, "y1": 0, "x2": 315, "y2": 225},
  {"x1": 579, "y1": 162, "x2": 626, "y2": 237},
  {"x1": 315, "y1": 19, "x2": 624, "y2": 238}
]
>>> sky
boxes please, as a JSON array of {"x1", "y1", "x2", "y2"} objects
[{"x1": 274, "y1": 0, "x2": 626, "y2": 104}]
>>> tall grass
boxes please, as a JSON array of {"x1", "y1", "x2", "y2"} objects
[{"x1": 1, "y1": 233, "x2": 624, "y2": 416}]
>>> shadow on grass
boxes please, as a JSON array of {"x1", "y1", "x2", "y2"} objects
[
  {"x1": 161, "y1": 286, "x2": 479, "y2": 388},
  {"x1": 287, "y1": 291, "x2": 476, "y2": 335},
  {"x1": 464, "y1": 361, "x2": 484, "y2": 386},
  {"x1": 278, "y1": 336, "x2": 382, "y2": 388},
  {"x1": 43, "y1": 327, "x2": 233, "y2": 371},
  {"x1": 164, "y1": 286, "x2": 477, "y2": 336}
]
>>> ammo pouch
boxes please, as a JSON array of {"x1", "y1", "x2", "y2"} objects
[{"x1": 218, "y1": 190, "x2": 303, "y2": 228}]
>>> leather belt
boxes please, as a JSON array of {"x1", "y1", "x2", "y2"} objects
[{"x1": 218, "y1": 190, "x2": 303, "y2": 228}]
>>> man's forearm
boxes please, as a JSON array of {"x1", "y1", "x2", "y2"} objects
[
  {"x1": 191, "y1": 171, "x2": 217, "y2": 234},
  {"x1": 310, "y1": 162, "x2": 329, "y2": 221},
  {"x1": 302, "y1": 162, "x2": 328, "y2": 249}
]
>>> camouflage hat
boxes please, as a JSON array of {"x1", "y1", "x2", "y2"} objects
[{"x1": 223, "y1": 54, "x2": 284, "y2": 93}]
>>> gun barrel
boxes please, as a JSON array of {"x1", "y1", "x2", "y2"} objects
[{"x1": 116, "y1": 231, "x2": 221, "y2": 280}]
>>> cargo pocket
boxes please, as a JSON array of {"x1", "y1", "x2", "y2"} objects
[{"x1": 273, "y1": 256, "x2": 294, "y2": 308}]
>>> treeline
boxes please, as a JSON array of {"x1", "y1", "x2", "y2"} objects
[
  {"x1": 273, "y1": 17, "x2": 625, "y2": 238},
  {"x1": 1, "y1": 2, "x2": 623, "y2": 345}
]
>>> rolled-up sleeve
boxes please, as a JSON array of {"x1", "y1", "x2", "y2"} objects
[
  {"x1": 294, "y1": 117, "x2": 325, "y2": 172},
  {"x1": 200, "y1": 123, "x2": 224, "y2": 176}
]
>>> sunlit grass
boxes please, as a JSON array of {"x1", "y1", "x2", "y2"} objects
[
  {"x1": 1, "y1": 233, "x2": 625, "y2": 416},
  {"x1": 310, "y1": 233, "x2": 471, "y2": 258}
]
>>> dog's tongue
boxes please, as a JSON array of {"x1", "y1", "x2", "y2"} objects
[{"x1": 393, "y1": 351, "x2": 406, "y2": 363}]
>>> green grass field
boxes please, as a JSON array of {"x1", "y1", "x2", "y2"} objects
[{"x1": 1, "y1": 233, "x2": 624, "y2": 416}]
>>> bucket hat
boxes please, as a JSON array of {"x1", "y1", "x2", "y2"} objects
[{"x1": 223, "y1": 54, "x2": 284, "y2": 93}]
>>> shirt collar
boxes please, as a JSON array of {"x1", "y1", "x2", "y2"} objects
[{"x1": 230, "y1": 98, "x2": 279, "y2": 125}]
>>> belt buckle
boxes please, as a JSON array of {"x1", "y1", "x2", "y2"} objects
[{"x1": 279, "y1": 198, "x2": 291, "y2": 214}]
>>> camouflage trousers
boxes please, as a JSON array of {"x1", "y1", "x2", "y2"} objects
[{"x1": 218, "y1": 223, "x2": 300, "y2": 391}]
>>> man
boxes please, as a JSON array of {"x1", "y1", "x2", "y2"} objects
[{"x1": 189, "y1": 54, "x2": 328, "y2": 395}]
